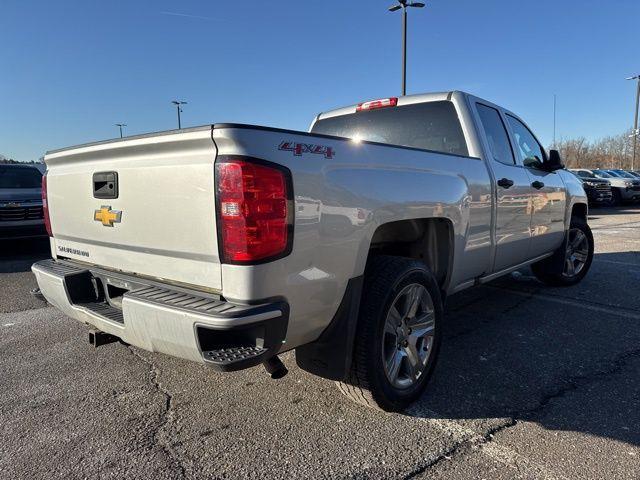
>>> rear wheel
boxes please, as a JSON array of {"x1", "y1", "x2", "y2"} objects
[
  {"x1": 531, "y1": 217, "x2": 594, "y2": 287},
  {"x1": 337, "y1": 256, "x2": 442, "y2": 411}
]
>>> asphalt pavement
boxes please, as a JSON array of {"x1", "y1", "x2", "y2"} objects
[{"x1": 1, "y1": 206, "x2": 639, "y2": 479}]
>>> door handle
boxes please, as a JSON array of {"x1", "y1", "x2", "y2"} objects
[
  {"x1": 497, "y1": 178, "x2": 514, "y2": 188},
  {"x1": 531, "y1": 181, "x2": 545, "y2": 189}
]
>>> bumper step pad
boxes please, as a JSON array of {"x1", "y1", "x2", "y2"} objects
[
  {"x1": 76, "y1": 301, "x2": 125, "y2": 324},
  {"x1": 128, "y1": 286, "x2": 245, "y2": 317},
  {"x1": 203, "y1": 346, "x2": 268, "y2": 365}
]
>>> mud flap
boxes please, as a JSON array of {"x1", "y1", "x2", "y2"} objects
[
  {"x1": 295, "y1": 276, "x2": 363, "y2": 381},
  {"x1": 536, "y1": 230, "x2": 569, "y2": 274}
]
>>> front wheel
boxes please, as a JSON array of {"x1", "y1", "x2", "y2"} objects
[
  {"x1": 531, "y1": 217, "x2": 594, "y2": 286},
  {"x1": 337, "y1": 256, "x2": 443, "y2": 411}
]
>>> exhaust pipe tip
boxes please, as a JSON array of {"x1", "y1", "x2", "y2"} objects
[
  {"x1": 30, "y1": 287, "x2": 45, "y2": 299},
  {"x1": 263, "y1": 355, "x2": 288, "y2": 379}
]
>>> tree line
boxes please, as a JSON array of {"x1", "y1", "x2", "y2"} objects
[
  {"x1": 0, "y1": 154, "x2": 43, "y2": 164},
  {"x1": 553, "y1": 129, "x2": 638, "y2": 170}
]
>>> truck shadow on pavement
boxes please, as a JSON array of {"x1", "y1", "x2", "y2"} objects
[
  {"x1": 411, "y1": 250, "x2": 640, "y2": 447},
  {"x1": 0, "y1": 238, "x2": 51, "y2": 273}
]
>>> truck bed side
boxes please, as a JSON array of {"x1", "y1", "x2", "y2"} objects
[{"x1": 212, "y1": 124, "x2": 492, "y2": 348}]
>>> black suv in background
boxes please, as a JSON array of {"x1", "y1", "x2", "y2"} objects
[
  {"x1": 569, "y1": 170, "x2": 613, "y2": 206},
  {"x1": 0, "y1": 164, "x2": 46, "y2": 239}
]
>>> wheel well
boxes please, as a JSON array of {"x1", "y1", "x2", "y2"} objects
[
  {"x1": 367, "y1": 218, "x2": 453, "y2": 290},
  {"x1": 571, "y1": 203, "x2": 588, "y2": 222}
]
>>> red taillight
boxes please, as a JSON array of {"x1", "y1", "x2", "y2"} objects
[
  {"x1": 356, "y1": 97, "x2": 398, "y2": 112},
  {"x1": 215, "y1": 157, "x2": 292, "y2": 263},
  {"x1": 42, "y1": 172, "x2": 52, "y2": 237}
]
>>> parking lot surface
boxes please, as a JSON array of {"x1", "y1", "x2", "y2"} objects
[{"x1": 1, "y1": 207, "x2": 639, "y2": 479}]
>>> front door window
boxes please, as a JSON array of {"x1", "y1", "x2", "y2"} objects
[{"x1": 505, "y1": 115, "x2": 546, "y2": 168}]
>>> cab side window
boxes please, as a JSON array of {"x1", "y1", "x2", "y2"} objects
[
  {"x1": 506, "y1": 115, "x2": 546, "y2": 167},
  {"x1": 476, "y1": 104, "x2": 515, "y2": 165}
]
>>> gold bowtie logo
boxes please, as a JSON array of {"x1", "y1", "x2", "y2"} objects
[{"x1": 94, "y1": 206, "x2": 122, "y2": 227}]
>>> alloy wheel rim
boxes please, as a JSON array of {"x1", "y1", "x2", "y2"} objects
[
  {"x1": 562, "y1": 228, "x2": 589, "y2": 278},
  {"x1": 382, "y1": 283, "x2": 436, "y2": 389}
]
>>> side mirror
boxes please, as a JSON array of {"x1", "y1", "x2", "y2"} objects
[{"x1": 544, "y1": 149, "x2": 564, "y2": 172}]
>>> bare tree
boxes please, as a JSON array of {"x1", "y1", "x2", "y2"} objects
[{"x1": 552, "y1": 129, "x2": 636, "y2": 170}]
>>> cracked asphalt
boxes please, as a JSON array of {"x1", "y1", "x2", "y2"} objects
[{"x1": 1, "y1": 206, "x2": 639, "y2": 479}]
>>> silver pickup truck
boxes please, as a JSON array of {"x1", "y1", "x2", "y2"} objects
[{"x1": 33, "y1": 91, "x2": 592, "y2": 411}]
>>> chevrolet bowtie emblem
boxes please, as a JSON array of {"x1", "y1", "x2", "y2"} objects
[{"x1": 94, "y1": 206, "x2": 122, "y2": 227}]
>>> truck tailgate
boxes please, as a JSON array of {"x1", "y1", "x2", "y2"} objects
[{"x1": 44, "y1": 126, "x2": 222, "y2": 291}]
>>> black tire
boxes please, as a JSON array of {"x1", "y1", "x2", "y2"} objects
[
  {"x1": 337, "y1": 256, "x2": 443, "y2": 412},
  {"x1": 531, "y1": 217, "x2": 594, "y2": 287}
]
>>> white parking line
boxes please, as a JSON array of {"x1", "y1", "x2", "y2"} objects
[
  {"x1": 594, "y1": 258, "x2": 640, "y2": 268},
  {"x1": 483, "y1": 287, "x2": 640, "y2": 321},
  {"x1": 593, "y1": 230, "x2": 631, "y2": 235},
  {"x1": 407, "y1": 405, "x2": 569, "y2": 480},
  {"x1": 590, "y1": 221, "x2": 640, "y2": 230}
]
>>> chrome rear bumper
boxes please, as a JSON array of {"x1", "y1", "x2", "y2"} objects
[{"x1": 32, "y1": 259, "x2": 288, "y2": 370}]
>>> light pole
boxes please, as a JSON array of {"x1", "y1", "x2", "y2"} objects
[
  {"x1": 626, "y1": 75, "x2": 640, "y2": 171},
  {"x1": 552, "y1": 94, "x2": 557, "y2": 148},
  {"x1": 115, "y1": 123, "x2": 126, "y2": 138},
  {"x1": 389, "y1": 1, "x2": 425, "y2": 96},
  {"x1": 171, "y1": 100, "x2": 187, "y2": 129}
]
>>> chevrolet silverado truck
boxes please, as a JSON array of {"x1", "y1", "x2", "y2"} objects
[{"x1": 33, "y1": 91, "x2": 593, "y2": 411}]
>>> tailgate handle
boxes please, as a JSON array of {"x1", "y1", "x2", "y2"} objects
[{"x1": 93, "y1": 172, "x2": 119, "y2": 199}]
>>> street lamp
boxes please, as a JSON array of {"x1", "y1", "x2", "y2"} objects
[
  {"x1": 388, "y1": 0, "x2": 425, "y2": 96},
  {"x1": 171, "y1": 100, "x2": 188, "y2": 129},
  {"x1": 115, "y1": 123, "x2": 126, "y2": 138},
  {"x1": 553, "y1": 94, "x2": 557, "y2": 148},
  {"x1": 626, "y1": 75, "x2": 640, "y2": 171}
]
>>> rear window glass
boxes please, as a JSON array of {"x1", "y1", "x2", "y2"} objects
[
  {"x1": 311, "y1": 101, "x2": 469, "y2": 156},
  {"x1": 0, "y1": 166, "x2": 43, "y2": 188}
]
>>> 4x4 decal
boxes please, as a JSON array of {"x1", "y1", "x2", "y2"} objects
[{"x1": 279, "y1": 141, "x2": 335, "y2": 159}]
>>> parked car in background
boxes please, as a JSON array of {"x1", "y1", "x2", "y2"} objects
[
  {"x1": 608, "y1": 170, "x2": 640, "y2": 202},
  {"x1": 569, "y1": 170, "x2": 612, "y2": 206},
  {"x1": 607, "y1": 169, "x2": 640, "y2": 180},
  {"x1": 587, "y1": 169, "x2": 640, "y2": 205},
  {"x1": 627, "y1": 171, "x2": 640, "y2": 179},
  {"x1": 610, "y1": 170, "x2": 640, "y2": 184},
  {"x1": 0, "y1": 164, "x2": 47, "y2": 239}
]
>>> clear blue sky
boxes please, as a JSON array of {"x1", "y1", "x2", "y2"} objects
[{"x1": 1, "y1": 0, "x2": 638, "y2": 161}]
